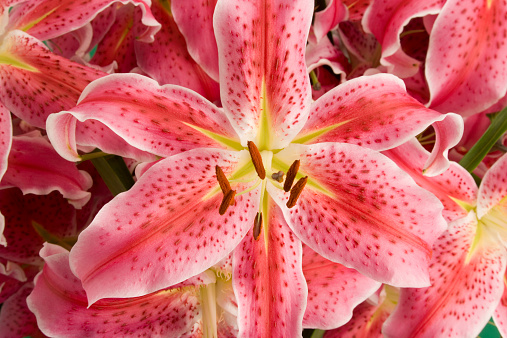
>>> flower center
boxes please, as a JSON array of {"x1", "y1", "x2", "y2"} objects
[{"x1": 215, "y1": 141, "x2": 308, "y2": 238}]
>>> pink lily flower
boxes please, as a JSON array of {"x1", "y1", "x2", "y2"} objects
[
  {"x1": 28, "y1": 243, "x2": 238, "y2": 337},
  {"x1": 46, "y1": 0, "x2": 462, "y2": 334},
  {"x1": 426, "y1": 0, "x2": 507, "y2": 116},
  {"x1": 381, "y1": 140, "x2": 507, "y2": 337}
]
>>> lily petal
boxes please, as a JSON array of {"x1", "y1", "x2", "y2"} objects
[
  {"x1": 0, "y1": 133, "x2": 92, "y2": 208},
  {"x1": 46, "y1": 73, "x2": 240, "y2": 162},
  {"x1": 171, "y1": 0, "x2": 220, "y2": 82},
  {"x1": 383, "y1": 211, "x2": 507, "y2": 338},
  {"x1": 0, "y1": 283, "x2": 42, "y2": 338},
  {"x1": 69, "y1": 149, "x2": 260, "y2": 304},
  {"x1": 232, "y1": 199, "x2": 307, "y2": 337},
  {"x1": 493, "y1": 273, "x2": 507, "y2": 337},
  {"x1": 6, "y1": 0, "x2": 160, "y2": 43},
  {"x1": 295, "y1": 74, "x2": 463, "y2": 175},
  {"x1": 426, "y1": 0, "x2": 507, "y2": 116},
  {"x1": 383, "y1": 138, "x2": 477, "y2": 222},
  {"x1": 0, "y1": 188, "x2": 77, "y2": 264},
  {"x1": 270, "y1": 143, "x2": 447, "y2": 287},
  {"x1": 477, "y1": 153, "x2": 507, "y2": 218},
  {"x1": 363, "y1": 0, "x2": 444, "y2": 78},
  {"x1": 302, "y1": 244, "x2": 381, "y2": 329},
  {"x1": 27, "y1": 243, "x2": 202, "y2": 337},
  {"x1": 214, "y1": 0, "x2": 313, "y2": 149},
  {"x1": 135, "y1": 0, "x2": 220, "y2": 102},
  {"x1": 0, "y1": 30, "x2": 106, "y2": 128},
  {"x1": 311, "y1": 0, "x2": 347, "y2": 44}
]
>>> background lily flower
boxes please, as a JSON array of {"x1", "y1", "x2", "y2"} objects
[
  {"x1": 382, "y1": 140, "x2": 507, "y2": 337},
  {"x1": 28, "y1": 243, "x2": 238, "y2": 337}
]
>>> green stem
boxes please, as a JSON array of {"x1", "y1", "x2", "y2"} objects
[
  {"x1": 79, "y1": 151, "x2": 109, "y2": 161},
  {"x1": 309, "y1": 70, "x2": 321, "y2": 91},
  {"x1": 459, "y1": 105, "x2": 507, "y2": 173},
  {"x1": 91, "y1": 155, "x2": 135, "y2": 196}
]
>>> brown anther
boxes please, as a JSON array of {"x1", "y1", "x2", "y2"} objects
[
  {"x1": 219, "y1": 189, "x2": 236, "y2": 215},
  {"x1": 271, "y1": 170, "x2": 284, "y2": 183},
  {"x1": 215, "y1": 165, "x2": 231, "y2": 194},
  {"x1": 283, "y1": 160, "x2": 300, "y2": 192},
  {"x1": 286, "y1": 176, "x2": 308, "y2": 208},
  {"x1": 253, "y1": 212, "x2": 263, "y2": 240},
  {"x1": 247, "y1": 141, "x2": 266, "y2": 179}
]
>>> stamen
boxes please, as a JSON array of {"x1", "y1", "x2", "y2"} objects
[
  {"x1": 219, "y1": 189, "x2": 236, "y2": 215},
  {"x1": 247, "y1": 141, "x2": 266, "y2": 179},
  {"x1": 286, "y1": 176, "x2": 308, "y2": 208},
  {"x1": 284, "y1": 160, "x2": 300, "y2": 192},
  {"x1": 215, "y1": 165, "x2": 231, "y2": 194},
  {"x1": 271, "y1": 170, "x2": 284, "y2": 183},
  {"x1": 253, "y1": 212, "x2": 263, "y2": 240}
]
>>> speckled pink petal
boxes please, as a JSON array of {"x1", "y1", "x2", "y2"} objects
[
  {"x1": 298, "y1": 74, "x2": 463, "y2": 176},
  {"x1": 0, "y1": 30, "x2": 106, "y2": 128},
  {"x1": 0, "y1": 283, "x2": 44, "y2": 338},
  {"x1": 0, "y1": 104, "x2": 11, "y2": 239},
  {"x1": 46, "y1": 73, "x2": 239, "y2": 162},
  {"x1": 337, "y1": 20, "x2": 379, "y2": 67},
  {"x1": 90, "y1": 4, "x2": 138, "y2": 73},
  {"x1": 0, "y1": 188, "x2": 77, "y2": 264},
  {"x1": 232, "y1": 200, "x2": 307, "y2": 337},
  {"x1": 214, "y1": 0, "x2": 313, "y2": 148},
  {"x1": 426, "y1": 0, "x2": 507, "y2": 116},
  {"x1": 135, "y1": 0, "x2": 220, "y2": 102},
  {"x1": 383, "y1": 139, "x2": 477, "y2": 222},
  {"x1": 171, "y1": 0, "x2": 219, "y2": 82},
  {"x1": 493, "y1": 274, "x2": 507, "y2": 337},
  {"x1": 270, "y1": 143, "x2": 447, "y2": 287},
  {"x1": 6, "y1": 0, "x2": 160, "y2": 42},
  {"x1": 323, "y1": 298, "x2": 389, "y2": 338},
  {"x1": 27, "y1": 243, "x2": 202, "y2": 337},
  {"x1": 311, "y1": 0, "x2": 347, "y2": 44},
  {"x1": 306, "y1": 36, "x2": 348, "y2": 77},
  {"x1": 477, "y1": 153, "x2": 507, "y2": 218},
  {"x1": 0, "y1": 133, "x2": 92, "y2": 208},
  {"x1": 46, "y1": 24, "x2": 93, "y2": 59},
  {"x1": 342, "y1": 0, "x2": 371, "y2": 21},
  {"x1": 70, "y1": 149, "x2": 260, "y2": 304},
  {"x1": 383, "y1": 211, "x2": 507, "y2": 337},
  {"x1": 302, "y1": 244, "x2": 381, "y2": 329},
  {"x1": 363, "y1": 0, "x2": 444, "y2": 77}
]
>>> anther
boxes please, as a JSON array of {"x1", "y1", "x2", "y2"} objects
[
  {"x1": 283, "y1": 160, "x2": 300, "y2": 192},
  {"x1": 247, "y1": 141, "x2": 266, "y2": 179},
  {"x1": 219, "y1": 189, "x2": 236, "y2": 215},
  {"x1": 271, "y1": 171, "x2": 284, "y2": 183},
  {"x1": 253, "y1": 212, "x2": 263, "y2": 240},
  {"x1": 286, "y1": 176, "x2": 308, "y2": 208},
  {"x1": 215, "y1": 165, "x2": 231, "y2": 194}
]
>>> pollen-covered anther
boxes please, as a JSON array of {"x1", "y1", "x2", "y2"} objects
[
  {"x1": 286, "y1": 176, "x2": 308, "y2": 208},
  {"x1": 215, "y1": 165, "x2": 232, "y2": 194},
  {"x1": 271, "y1": 171, "x2": 284, "y2": 183},
  {"x1": 247, "y1": 141, "x2": 266, "y2": 179},
  {"x1": 219, "y1": 189, "x2": 236, "y2": 215},
  {"x1": 253, "y1": 212, "x2": 263, "y2": 240},
  {"x1": 283, "y1": 160, "x2": 300, "y2": 192}
]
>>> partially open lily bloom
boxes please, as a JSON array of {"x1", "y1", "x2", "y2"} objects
[{"x1": 46, "y1": 0, "x2": 462, "y2": 334}]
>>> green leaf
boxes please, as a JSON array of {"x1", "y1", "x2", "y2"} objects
[
  {"x1": 91, "y1": 155, "x2": 135, "y2": 196},
  {"x1": 459, "y1": 106, "x2": 507, "y2": 173}
]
